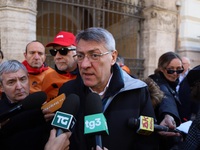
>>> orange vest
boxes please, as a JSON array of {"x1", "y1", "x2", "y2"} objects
[
  {"x1": 29, "y1": 67, "x2": 54, "y2": 93},
  {"x1": 42, "y1": 71, "x2": 77, "y2": 102}
]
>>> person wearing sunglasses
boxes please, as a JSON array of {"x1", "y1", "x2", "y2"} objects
[
  {"x1": 43, "y1": 31, "x2": 78, "y2": 101},
  {"x1": 22, "y1": 40, "x2": 54, "y2": 94},
  {"x1": 149, "y1": 51, "x2": 184, "y2": 150}
]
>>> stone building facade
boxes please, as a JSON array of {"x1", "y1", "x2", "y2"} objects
[{"x1": 0, "y1": 0, "x2": 200, "y2": 78}]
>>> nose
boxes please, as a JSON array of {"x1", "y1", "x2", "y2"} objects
[
  {"x1": 15, "y1": 80, "x2": 23, "y2": 89},
  {"x1": 79, "y1": 55, "x2": 91, "y2": 68},
  {"x1": 33, "y1": 52, "x2": 40, "y2": 59},
  {"x1": 54, "y1": 51, "x2": 62, "y2": 58}
]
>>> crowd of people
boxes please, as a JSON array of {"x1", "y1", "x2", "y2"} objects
[{"x1": 0, "y1": 27, "x2": 200, "y2": 150}]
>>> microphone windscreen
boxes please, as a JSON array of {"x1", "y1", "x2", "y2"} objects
[
  {"x1": 85, "y1": 93, "x2": 102, "y2": 115},
  {"x1": 128, "y1": 118, "x2": 139, "y2": 127},
  {"x1": 60, "y1": 94, "x2": 80, "y2": 116},
  {"x1": 41, "y1": 93, "x2": 65, "y2": 112},
  {"x1": 21, "y1": 91, "x2": 47, "y2": 110}
]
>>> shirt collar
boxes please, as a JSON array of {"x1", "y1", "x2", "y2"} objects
[{"x1": 89, "y1": 73, "x2": 113, "y2": 98}]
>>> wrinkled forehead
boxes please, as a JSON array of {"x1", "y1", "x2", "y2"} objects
[
  {"x1": 27, "y1": 42, "x2": 45, "y2": 52},
  {"x1": 76, "y1": 40, "x2": 107, "y2": 53}
]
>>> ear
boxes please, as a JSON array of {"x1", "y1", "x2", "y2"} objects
[
  {"x1": 111, "y1": 50, "x2": 118, "y2": 65},
  {"x1": 24, "y1": 52, "x2": 27, "y2": 58},
  {"x1": 159, "y1": 67, "x2": 165, "y2": 73}
]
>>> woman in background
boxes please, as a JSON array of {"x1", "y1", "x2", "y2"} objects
[{"x1": 149, "y1": 51, "x2": 183, "y2": 150}]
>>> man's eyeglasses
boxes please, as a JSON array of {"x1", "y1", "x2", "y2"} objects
[
  {"x1": 166, "y1": 69, "x2": 184, "y2": 74},
  {"x1": 75, "y1": 51, "x2": 110, "y2": 62},
  {"x1": 49, "y1": 47, "x2": 76, "y2": 56}
]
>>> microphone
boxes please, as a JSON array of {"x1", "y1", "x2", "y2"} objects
[
  {"x1": 41, "y1": 93, "x2": 65, "y2": 112},
  {"x1": 51, "y1": 93, "x2": 80, "y2": 136},
  {"x1": 128, "y1": 116, "x2": 180, "y2": 135},
  {"x1": 0, "y1": 91, "x2": 47, "y2": 123},
  {"x1": 84, "y1": 93, "x2": 109, "y2": 148}
]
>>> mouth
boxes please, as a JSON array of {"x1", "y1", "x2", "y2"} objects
[
  {"x1": 16, "y1": 92, "x2": 25, "y2": 96},
  {"x1": 55, "y1": 61, "x2": 66, "y2": 64},
  {"x1": 82, "y1": 72, "x2": 95, "y2": 79}
]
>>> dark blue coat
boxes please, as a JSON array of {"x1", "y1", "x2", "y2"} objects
[
  {"x1": 149, "y1": 72, "x2": 181, "y2": 125},
  {"x1": 59, "y1": 64, "x2": 159, "y2": 150}
]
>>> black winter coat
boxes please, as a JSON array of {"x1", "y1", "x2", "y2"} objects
[
  {"x1": 149, "y1": 72, "x2": 181, "y2": 125},
  {"x1": 59, "y1": 64, "x2": 159, "y2": 150},
  {"x1": 0, "y1": 95, "x2": 50, "y2": 150}
]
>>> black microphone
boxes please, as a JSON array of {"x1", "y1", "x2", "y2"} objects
[
  {"x1": 0, "y1": 91, "x2": 47, "y2": 123},
  {"x1": 84, "y1": 93, "x2": 109, "y2": 148},
  {"x1": 51, "y1": 94, "x2": 80, "y2": 136},
  {"x1": 128, "y1": 116, "x2": 180, "y2": 135}
]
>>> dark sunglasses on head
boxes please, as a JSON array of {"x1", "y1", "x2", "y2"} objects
[
  {"x1": 166, "y1": 69, "x2": 184, "y2": 74},
  {"x1": 49, "y1": 47, "x2": 76, "y2": 56}
]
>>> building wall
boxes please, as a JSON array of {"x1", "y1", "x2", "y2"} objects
[
  {"x1": 0, "y1": 0, "x2": 37, "y2": 62},
  {"x1": 142, "y1": 0, "x2": 178, "y2": 77},
  {"x1": 178, "y1": 0, "x2": 200, "y2": 67},
  {"x1": 0, "y1": 0, "x2": 200, "y2": 76}
]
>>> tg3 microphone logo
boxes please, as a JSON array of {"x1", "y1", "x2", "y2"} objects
[{"x1": 84, "y1": 113, "x2": 109, "y2": 135}]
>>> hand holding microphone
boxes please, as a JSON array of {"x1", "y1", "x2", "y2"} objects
[
  {"x1": 128, "y1": 115, "x2": 182, "y2": 136},
  {"x1": 44, "y1": 128, "x2": 71, "y2": 150},
  {"x1": 42, "y1": 93, "x2": 66, "y2": 122},
  {"x1": 159, "y1": 114, "x2": 181, "y2": 137},
  {"x1": 51, "y1": 93, "x2": 80, "y2": 136}
]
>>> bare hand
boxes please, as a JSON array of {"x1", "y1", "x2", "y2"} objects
[
  {"x1": 159, "y1": 114, "x2": 181, "y2": 137},
  {"x1": 44, "y1": 129, "x2": 71, "y2": 150},
  {"x1": 42, "y1": 109, "x2": 55, "y2": 122}
]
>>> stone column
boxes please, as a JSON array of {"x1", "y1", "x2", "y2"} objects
[
  {"x1": 0, "y1": 0, "x2": 37, "y2": 61},
  {"x1": 141, "y1": 0, "x2": 178, "y2": 77}
]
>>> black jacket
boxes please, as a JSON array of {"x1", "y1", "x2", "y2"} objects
[
  {"x1": 149, "y1": 72, "x2": 181, "y2": 125},
  {"x1": 59, "y1": 64, "x2": 159, "y2": 150},
  {"x1": 178, "y1": 77, "x2": 199, "y2": 122},
  {"x1": 0, "y1": 95, "x2": 50, "y2": 150}
]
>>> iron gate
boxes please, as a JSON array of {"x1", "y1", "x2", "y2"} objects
[{"x1": 37, "y1": 0, "x2": 145, "y2": 77}]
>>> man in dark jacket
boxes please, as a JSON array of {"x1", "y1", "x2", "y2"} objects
[
  {"x1": 58, "y1": 27, "x2": 159, "y2": 150},
  {"x1": 0, "y1": 60, "x2": 50, "y2": 150}
]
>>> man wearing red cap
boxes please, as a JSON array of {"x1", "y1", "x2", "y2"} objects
[
  {"x1": 22, "y1": 40, "x2": 54, "y2": 93},
  {"x1": 43, "y1": 31, "x2": 78, "y2": 101}
]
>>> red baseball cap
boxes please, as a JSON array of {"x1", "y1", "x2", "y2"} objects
[{"x1": 46, "y1": 31, "x2": 76, "y2": 47}]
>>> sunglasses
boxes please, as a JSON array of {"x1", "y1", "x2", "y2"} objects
[
  {"x1": 49, "y1": 47, "x2": 76, "y2": 56},
  {"x1": 166, "y1": 69, "x2": 184, "y2": 74}
]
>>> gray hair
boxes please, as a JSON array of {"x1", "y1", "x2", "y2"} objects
[
  {"x1": 75, "y1": 27, "x2": 116, "y2": 52},
  {"x1": 0, "y1": 60, "x2": 28, "y2": 83}
]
